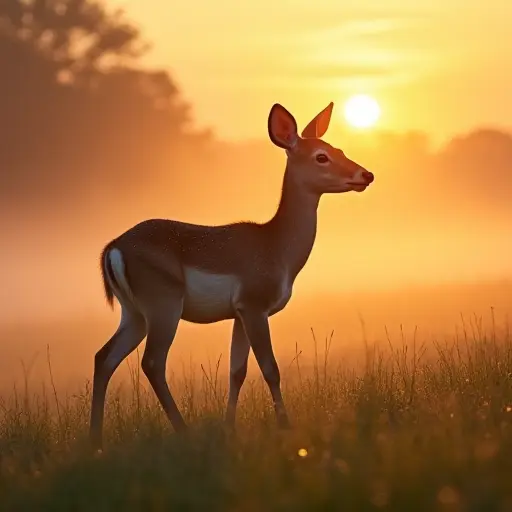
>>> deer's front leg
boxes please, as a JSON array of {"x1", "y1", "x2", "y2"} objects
[
  {"x1": 236, "y1": 306, "x2": 290, "y2": 429},
  {"x1": 225, "y1": 318, "x2": 251, "y2": 427}
]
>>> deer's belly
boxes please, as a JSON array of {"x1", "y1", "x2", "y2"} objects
[
  {"x1": 181, "y1": 267, "x2": 239, "y2": 324},
  {"x1": 181, "y1": 267, "x2": 293, "y2": 323}
]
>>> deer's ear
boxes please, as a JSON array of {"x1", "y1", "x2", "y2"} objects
[
  {"x1": 268, "y1": 104, "x2": 298, "y2": 150},
  {"x1": 301, "y1": 102, "x2": 334, "y2": 139}
]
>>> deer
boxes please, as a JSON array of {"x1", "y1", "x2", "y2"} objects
[{"x1": 89, "y1": 101, "x2": 374, "y2": 449}]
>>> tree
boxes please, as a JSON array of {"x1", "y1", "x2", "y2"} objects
[
  {"x1": 0, "y1": 0, "x2": 145, "y2": 82},
  {"x1": 0, "y1": 0, "x2": 210, "y2": 213}
]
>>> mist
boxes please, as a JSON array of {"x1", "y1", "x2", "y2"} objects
[{"x1": 1, "y1": 0, "x2": 512, "y2": 393}]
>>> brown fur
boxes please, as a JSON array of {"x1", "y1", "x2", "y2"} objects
[{"x1": 99, "y1": 168, "x2": 319, "y2": 317}]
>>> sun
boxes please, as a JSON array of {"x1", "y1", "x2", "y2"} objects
[{"x1": 343, "y1": 94, "x2": 381, "y2": 129}]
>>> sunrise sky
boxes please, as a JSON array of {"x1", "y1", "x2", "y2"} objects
[{"x1": 110, "y1": 0, "x2": 511, "y2": 143}]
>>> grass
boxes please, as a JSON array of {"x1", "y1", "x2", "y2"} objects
[{"x1": 1, "y1": 315, "x2": 512, "y2": 511}]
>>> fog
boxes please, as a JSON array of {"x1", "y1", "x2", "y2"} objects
[{"x1": 1, "y1": 0, "x2": 512, "y2": 393}]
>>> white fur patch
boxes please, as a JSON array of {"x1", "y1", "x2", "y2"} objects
[
  {"x1": 108, "y1": 248, "x2": 137, "y2": 306},
  {"x1": 182, "y1": 267, "x2": 240, "y2": 323}
]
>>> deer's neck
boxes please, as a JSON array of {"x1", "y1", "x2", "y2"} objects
[{"x1": 267, "y1": 167, "x2": 320, "y2": 279}]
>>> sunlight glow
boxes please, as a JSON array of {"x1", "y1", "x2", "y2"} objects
[{"x1": 343, "y1": 94, "x2": 381, "y2": 129}]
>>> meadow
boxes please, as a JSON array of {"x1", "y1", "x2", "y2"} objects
[{"x1": 1, "y1": 315, "x2": 512, "y2": 511}]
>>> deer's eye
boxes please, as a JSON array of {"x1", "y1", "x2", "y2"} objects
[{"x1": 315, "y1": 153, "x2": 329, "y2": 164}]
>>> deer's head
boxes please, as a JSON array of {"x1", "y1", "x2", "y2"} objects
[{"x1": 268, "y1": 102, "x2": 374, "y2": 194}]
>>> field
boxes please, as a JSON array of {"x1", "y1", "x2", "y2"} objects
[{"x1": 1, "y1": 318, "x2": 512, "y2": 511}]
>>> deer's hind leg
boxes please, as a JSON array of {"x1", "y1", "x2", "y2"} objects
[
  {"x1": 140, "y1": 285, "x2": 187, "y2": 433},
  {"x1": 90, "y1": 305, "x2": 146, "y2": 449}
]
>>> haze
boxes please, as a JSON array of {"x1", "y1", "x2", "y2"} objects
[{"x1": 1, "y1": 0, "x2": 511, "y2": 392}]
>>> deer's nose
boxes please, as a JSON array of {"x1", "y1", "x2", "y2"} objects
[{"x1": 362, "y1": 170, "x2": 374, "y2": 184}]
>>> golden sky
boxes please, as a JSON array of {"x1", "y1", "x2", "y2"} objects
[{"x1": 109, "y1": 0, "x2": 511, "y2": 143}]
